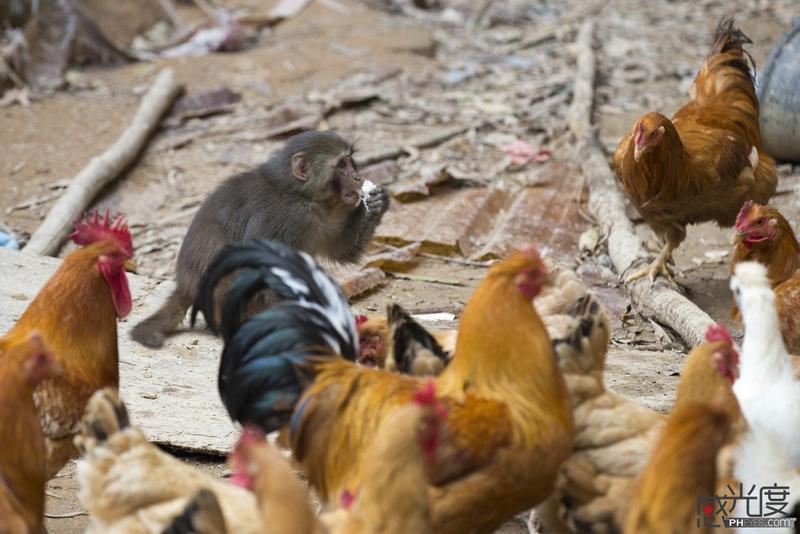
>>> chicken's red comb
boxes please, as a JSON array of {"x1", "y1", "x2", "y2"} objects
[
  {"x1": 735, "y1": 201, "x2": 755, "y2": 230},
  {"x1": 340, "y1": 489, "x2": 356, "y2": 509},
  {"x1": 518, "y1": 244, "x2": 542, "y2": 262},
  {"x1": 705, "y1": 323, "x2": 733, "y2": 346},
  {"x1": 355, "y1": 315, "x2": 368, "y2": 327},
  {"x1": 70, "y1": 209, "x2": 133, "y2": 256},
  {"x1": 413, "y1": 381, "x2": 437, "y2": 406},
  {"x1": 230, "y1": 427, "x2": 265, "y2": 489}
]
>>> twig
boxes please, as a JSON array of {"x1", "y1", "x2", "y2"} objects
[
  {"x1": 500, "y1": 0, "x2": 609, "y2": 53},
  {"x1": 359, "y1": 125, "x2": 470, "y2": 166},
  {"x1": 469, "y1": 0, "x2": 494, "y2": 30},
  {"x1": 570, "y1": 20, "x2": 714, "y2": 348},
  {"x1": 24, "y1": 69, "x2": 183, "y2": 257},
  {"x1": 388, "y1": 272, "x2": 465, "y2": 286},
  {"x1": 45, "y1": 510, "x2": 88, "y2": 519},
  {"x1": 419, "y1": 252, "x2": 495, "y2": 268}
]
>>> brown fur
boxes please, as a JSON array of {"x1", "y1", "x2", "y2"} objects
[{"x1": 132, "y1": 131, "x2": 389, "y2": 348}]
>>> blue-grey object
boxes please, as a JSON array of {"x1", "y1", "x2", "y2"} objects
[
  {"x1": 0, "y1": 231, "x2": 19, "y2": 250},
  {"x1": 758, "y1": 17, "x2": 800, "y2": 162}
]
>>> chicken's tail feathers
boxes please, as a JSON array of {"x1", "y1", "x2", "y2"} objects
[
  {"x1": 218, "y1": 303, "x2": 347, "y2": 433},
  {"x1": 76, "y1": 388, "x2": 130, "y2": 448},
  {"x1": 708, "y1": 16, "x2": 755, "y2": 83},
  {"x1": 162, "y1": 489, "x2": 227, "y2": 534},
  {"x1": 551, "y1": 293, "x2": 611, "y2": 375},
  {"x1": 192, "y1": 240, "x2": 357, "y2": 355},
  {"x1": 385, "y1": 304, "x2": 450, "y2": 376}
]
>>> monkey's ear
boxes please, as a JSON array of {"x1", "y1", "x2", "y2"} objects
[{"x1": 291, "y1": 153, "x2": 309, "y2": 181}]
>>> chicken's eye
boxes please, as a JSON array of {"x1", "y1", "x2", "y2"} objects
[{"x1": 756, "y1": 217, "x2": 765, "y2": 225}]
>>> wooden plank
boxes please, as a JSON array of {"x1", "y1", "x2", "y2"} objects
[
  {"x1": 376, "y1": 187, "x2": 510, "y2": 255},
  {"x1": 0, "y1": 248, "x2": 235, "y2": 455}
]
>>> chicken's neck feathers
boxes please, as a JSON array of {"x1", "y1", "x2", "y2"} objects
[{"x1": 738, "y1": 288, "x2": 792, "y2": 384}]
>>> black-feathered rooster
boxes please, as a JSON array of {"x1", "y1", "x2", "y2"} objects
[{"x1": 192, "y1": 240, "x2": 358, "y2": 432}]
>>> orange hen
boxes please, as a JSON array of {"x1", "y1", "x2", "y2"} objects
[
  {"x1": 0, "y1": 333, "x2": 59, "y2": 533},
  {"x1": 0, "y1": 210, "x2": 134, "y2": 478},
  {"x1": 730, "y1": 203, "x2": 800, "y2": 352},
  {"x1": 614, "y1": 17, "x2": 777, "y2": 282}
]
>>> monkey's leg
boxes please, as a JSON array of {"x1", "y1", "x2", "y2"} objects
[
  {"x1": 131, "y1": 290, "x2": 192, "y2": 348},
  {"x1": 626, "y1": 242, "x2": 676, "y2": 283}
]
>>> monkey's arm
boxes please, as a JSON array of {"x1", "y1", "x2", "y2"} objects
[{"x1": 332, "y1": 188, "x2": 390, "y2": 262}]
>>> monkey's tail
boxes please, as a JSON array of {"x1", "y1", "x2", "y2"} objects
[{"x1": 130, "y1": 290, "x2": 191, "y2": 348}]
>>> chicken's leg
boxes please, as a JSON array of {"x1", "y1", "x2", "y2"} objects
[{"x1": 626, "y1": 242, "x2": 675, "y2": 283}]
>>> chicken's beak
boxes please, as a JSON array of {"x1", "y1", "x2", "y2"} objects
[
  {"x1": 633, "y1": 144, "x2": 643, "y2": 162},
  {"x1": 124, "y1": 258, "x2": 138, "y2": 273}
]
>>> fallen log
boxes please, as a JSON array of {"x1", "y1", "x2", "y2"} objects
[{"x1": 570, "y1": 20, "x2": 714, "y2": 348}]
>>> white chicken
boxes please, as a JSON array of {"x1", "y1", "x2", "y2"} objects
[
  {"x1": 734, "y1": 424, "x2": 800, "y2": 533},
  {"x1": 731, "y1": 262, "x2": 800, "y2": 467}
]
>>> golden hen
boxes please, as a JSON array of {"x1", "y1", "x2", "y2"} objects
[
  {"x1": 0, "y1": 333, "x2": 59, "y2": 534},
  {"x1": 614, "y1": 17, "x2": 777, "y2": 282}
]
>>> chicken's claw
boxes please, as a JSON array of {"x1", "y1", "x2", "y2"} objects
[{"x1": 626, "y1": 245, "x2": 676, "y2": 284}]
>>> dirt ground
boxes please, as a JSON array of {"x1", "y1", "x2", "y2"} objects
[{"x1": 1, "y1": 0, "x2": 797, "y2": 532}]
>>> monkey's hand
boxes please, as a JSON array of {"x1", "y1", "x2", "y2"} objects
[{"x1": 365, "y1": 186, "x2": 390, "y2": 218}]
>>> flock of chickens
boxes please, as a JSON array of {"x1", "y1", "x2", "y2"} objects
[{"x1": 1, "y1": 14, "x2": 799, "y2": 534}]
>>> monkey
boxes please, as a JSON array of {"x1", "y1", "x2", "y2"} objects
[{"x1": 131, "y1": 130, "x2": 390, "y2": 348}]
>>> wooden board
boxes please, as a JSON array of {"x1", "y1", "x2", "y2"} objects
[{"x1": 0, "y1": 248, "x2": 236, "y2": 456}]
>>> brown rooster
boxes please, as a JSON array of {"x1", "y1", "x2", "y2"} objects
[
  {"x1": 0, "y1": 210, "x2": 134, "y2": 478},
  {"x1": 193, "y1": 240, "x2": 574, "y2": 534},
  {"x1": 0, "y1": 333, "x2": 60, "y2": 533},
  {"x1": 614, "y1": 17, "x2": 777, "y2": 282}
]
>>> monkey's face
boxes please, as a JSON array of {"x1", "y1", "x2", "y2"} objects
[{"x1": 333, "y1": 153, "x2": 362, "y2": 207}]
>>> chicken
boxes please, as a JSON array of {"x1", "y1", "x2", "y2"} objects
[
  {"x1": 613, "y1": 17, "x2": 777, "y2": 282},
  {"x1": 193, "y1": 239, "x2": 573, "y2": 534},
  {"x1": 162, "y1": 490, "x2": 227, "y2": 534},
  {"x1": 534, "y1": 265, "x2": 740, "y2": 533},
  {"x1": 355, "y1": 309, "x2": 455, "y2": 374},
  {"x1": 0, "y1": 333, "x2": 59, "y2": 534},
  {"x1": 734, "y1": 423, "x2": 800, "y2": 533},
  {"x1": 674, "y1": 323, "x2": 741, "y2": 421},
  {"x1": 321, "y1": 381, "x2": 446, "y2": 534},
  {"x1": 532, "y1": 264, "x2": 662, "y2": 532},
  {"x1": 229, "y1": 429, "x2": 323, "y2": 534},
  {"x1": 623, "y1": 401, "x2": 733, "y2": 534},
  {"x1": 731, "y1": 261, "x2": 800, "y2": 468},
  {"x1": 622, "y1": 321, "x2": 743, "y2": 534},
  {"x1": 730, "y1": 203, "x2": 800, "y2": 352},
  {"x1": 730, "y1": 202, "x2": 800, "y2": 287},
  {"x1": 0, "y1": 210, "x2": 135, "y2": 478},
  {"x1": 230, "y1": 381, "x2": 447, "y2": 534},
  {"x1": 74, "y1": 388, "x2": 262, "y2": 533}
]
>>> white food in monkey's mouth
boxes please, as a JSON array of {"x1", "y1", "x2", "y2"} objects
[{"x1": 362, "y1": 180, "x2": 377, "y2": 211}]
